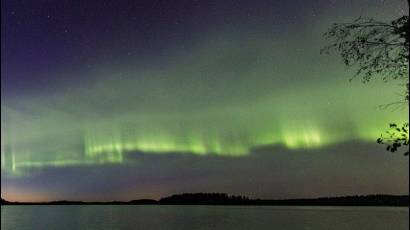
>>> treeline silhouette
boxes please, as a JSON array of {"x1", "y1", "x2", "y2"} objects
[
  {"x1": 1, "y1": 193, "x2": 408, "y2": 206},
  {"x1": 1, "y1": 198, "x2": 10, "y2": 205},
  {"x1": 159, "y1": 193, "x2": 250, "y2": 205},
  {"x1": 159, "y1": 193, "x2": 409, "y2": 206}
]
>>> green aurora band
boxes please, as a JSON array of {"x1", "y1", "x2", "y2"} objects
[{"x1": 1, "y1": 25, "x2": 408, "y2": 176}]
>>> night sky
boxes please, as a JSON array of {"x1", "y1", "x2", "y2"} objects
[{"x1": 1, "y1": 0, "x2": 409, "y2": 202}]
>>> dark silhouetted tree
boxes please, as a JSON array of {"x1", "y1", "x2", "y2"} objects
[
  {"x1": 377, "y1": 123, "x2": 409, "y2": 156},
  {"x1": 322, "y1": 5, "x2": 409, "y2": 155},
  {"x1": 321, "y1": 16, "x2": 408, "y2": 89}
]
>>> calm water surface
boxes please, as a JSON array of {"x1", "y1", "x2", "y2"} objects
[{"x1": 1, "y1": 205, "x2": 409, "y2": 230}]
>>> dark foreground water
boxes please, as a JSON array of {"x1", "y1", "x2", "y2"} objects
[{"x1": 1, "y1": 205, "x2": 409, "y2": 230}]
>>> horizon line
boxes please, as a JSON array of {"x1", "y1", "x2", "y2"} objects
[{"x1": 2, "y1": 193, "x2": 409, "y2": 204}]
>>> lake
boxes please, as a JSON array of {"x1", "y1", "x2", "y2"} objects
[{"x1": 1, "y1": 205, "x2": 408, "y2": 230}]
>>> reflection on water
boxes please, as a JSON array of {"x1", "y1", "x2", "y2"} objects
[{"x1": 1, "y1": 205, "x2": 409, "y2": 230}]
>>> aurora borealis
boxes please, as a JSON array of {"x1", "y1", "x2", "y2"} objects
[{"x1": 1, "y1": 0, "x2": 409, "y2": 202}]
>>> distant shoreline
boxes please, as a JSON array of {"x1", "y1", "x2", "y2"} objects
[
  {"x1": 2, "y1": 193, "x2": 409, "y2": 207},
  {"x1": 2, "y1": 203, "x2": 409, "y2": 207}
]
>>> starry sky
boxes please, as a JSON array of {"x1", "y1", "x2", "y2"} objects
[{"x1": 1, "y1": 0, "x2": 409, "y2": 202}]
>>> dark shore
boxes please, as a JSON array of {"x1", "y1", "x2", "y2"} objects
[{"x1": 1, "y1": 193, "x2": 409, "y2": 207}]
